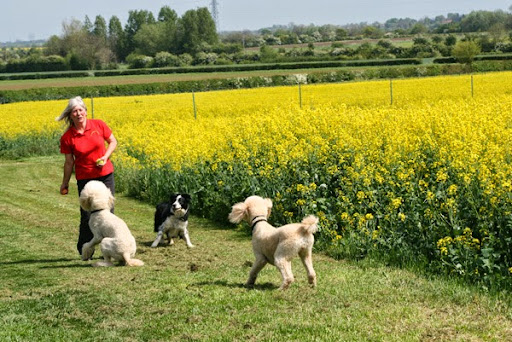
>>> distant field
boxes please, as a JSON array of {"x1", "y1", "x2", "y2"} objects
[
  {"x1": 0, "y1": 66, "x2": 354, "y2": 91},
  {"x1": 0, "y1": 38, "x2": 420, "y2": 92}
]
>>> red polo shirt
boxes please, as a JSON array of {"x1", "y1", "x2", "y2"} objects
[{"x1": 60, "y1": 119, "x2": 114, "y2": 180}]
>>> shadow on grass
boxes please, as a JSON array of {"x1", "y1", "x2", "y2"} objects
[
  {"x1": 193, "y1": 279, "x2": 278, "y2": 291},
  {"x1": 0, "y1": 257, "x2": 94, "y2": 268}
]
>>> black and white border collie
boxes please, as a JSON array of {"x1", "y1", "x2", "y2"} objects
[{"x1": 151, "y1": 194, "x2": 194, "y2": 248}]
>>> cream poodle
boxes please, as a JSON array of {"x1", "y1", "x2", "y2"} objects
[
  {"x1": 79, "y1": 180, "x2": 144, "y2": 267},
  {"x1": 229, "y1": 195, "x2": 318, "y2": 290}
]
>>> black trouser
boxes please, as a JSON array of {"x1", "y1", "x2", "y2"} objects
[{"x1": 76, "y1": 173, "x2": 115, "y2": 255}]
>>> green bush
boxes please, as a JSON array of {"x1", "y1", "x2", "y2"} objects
[
  {"x1": 2, "y1": 55, "x2": 69, "y2": 73},
  {"x1": 111, "y1": 139, "x2": 512, "y2": 291},
  {"x1": 0, "y1": 132, "x2": 60, "y2": 159}
]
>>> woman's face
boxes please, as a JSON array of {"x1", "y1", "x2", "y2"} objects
[{"x1": 70, "y1": 105, "x2": 87, "y2": 127}]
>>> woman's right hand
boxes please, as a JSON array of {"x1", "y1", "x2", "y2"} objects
[{"x1": 60, "y1": 184, "x2": 69, "y2": 195}]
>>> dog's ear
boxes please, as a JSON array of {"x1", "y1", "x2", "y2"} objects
[
  {"x1": 183, "y1": 194, "x2": 191, "y2": 202},
  {"x1": 79, "y1": 194, "x2": 92, "y2": 211},
  {"x1": 170, "y1": 193, "x2": 179, "y2": 202},
  {"x1": 108, "y1": 192, "x2": 115, "y2": 210},
  {"x1": 264, "y1": 198, "x2": 273, "y2": 218},
  {"x1": 228, "y1": 202, "x2": 247, "y2": 224}
]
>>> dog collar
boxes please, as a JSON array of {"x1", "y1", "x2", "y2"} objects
[
  {"x1": 251, "y1": 215, "x2": 267, "y2": 230},
  {"x1": 90, "y1": 209, "x2": 103, "y2": 214},
  {"x1": 172, "y1": 213, "x2": 188, "y2": 222}
]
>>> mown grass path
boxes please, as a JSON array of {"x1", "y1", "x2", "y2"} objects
[{"x1": 1, "y1": 156, "x2": 511, "y2": 341}]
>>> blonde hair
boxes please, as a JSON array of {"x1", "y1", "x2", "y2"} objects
[{"x1": 56, "y1": 96, "x2": 87, "y2": 127}]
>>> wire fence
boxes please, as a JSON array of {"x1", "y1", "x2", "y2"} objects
[{"x1": 87, "y1": 72, "x2": 511, "y2": 119}]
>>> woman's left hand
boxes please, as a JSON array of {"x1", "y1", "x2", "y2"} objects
[{"x1": 96, "y1": 157, "x2": 107, "y2": 167}]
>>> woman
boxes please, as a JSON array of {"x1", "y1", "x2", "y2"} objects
[{"x1": 57, "y1": 96, "x2": 117, "y2": 257}]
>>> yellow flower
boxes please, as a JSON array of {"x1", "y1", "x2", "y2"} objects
[
  {"x1": 296, "y1": 184, "x2": 307, "y2": 193},
  {"x1": 356, "y1": 191, "x2": 366, "y2": 201},
  {"x1": 426, "y1": 191, "x2": 435, "y2": 201},
  {"x1": 392, "y1": 198, "x2": 402, "y2": 209},
  {"x1": 284, "y1": 211, "x2": 294, "y2": 218},
  {"x1": 447, "y1": 184, "x2": 458, "y2": 196},
  {"x1": 436, "y1": 169, "x2": 448, "y2": 183}
]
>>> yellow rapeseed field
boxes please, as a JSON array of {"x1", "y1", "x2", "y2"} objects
[{"x1": 2, "y1": 71, "x2": 512, "y2": 285}]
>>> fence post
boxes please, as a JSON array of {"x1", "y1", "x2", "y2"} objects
[
  {"x1": 91, "y1": 95, "x2": 94, "y2": 118},
  {"x1": 299, "y1": 83, "x2": 302, "y2": 109},
  {"x1": 471, "y1": 74, "x2": 474, "y2": 98},
  {"x1": 192, "y1": 91, "x2": 197, "y2": 120},
  {"x1": 390, "y1": 79, "x2": 393, "y2": 106}
]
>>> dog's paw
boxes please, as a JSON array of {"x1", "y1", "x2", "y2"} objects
[
  {"x1": 126, "y1": 258, "x2": 144, "y2": 267},
  {"x1": 187, "y1": 244, "x2": 195, "y2": 248},
  {"x1": 81, "y1": 246, "x2": 94, "y2": 261}
]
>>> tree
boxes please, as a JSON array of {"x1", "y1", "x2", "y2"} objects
[
  {"x1": 452, "y1": 40, "x2": 481, "y2": 65},
  {"x1": 125, "y1": 10, "x2": 156, "y2": 37},
  {"x1": 196, "y1": 8, "x2": 218, "y2": 45},
  {"x1": 176, "y1": 10, "x2": 200, "y2": 54},
  {"x1": 45, "y1": 35, "x2": 65, "y2": 56},
  {"x1": 362, "y1": 26, "x2": 383, "y2": 38},
  {"x1": 176, "y1": 8, "x2": 217, "y2": 54},
  {"x1": 45, "y1": 18, "x2": 114, "y2": 70},
  {"x1": 158, "y1": 6, "x2": 178, "y2": 22},
  {"x1": 108, "y1": 16, "x2": 124, "y2": 62},
  {"x1": 122, "y1": 10, "x2": 156, "y2": 58},
  {"x1": 93, "y1": 15, "x2": 108, "y2": 43},
  {"x1": 335, "y1": 28, "x2": 347, "y2": 40},
  {"x1": 133, "y1": 23, "x2": 168, "y2": 56},
  {"x1": 460, "y1": 10, "x2": 508, "y2": 32},
  {"x1": 158, "y1": 6, "x2": 179, "y2": 52},
  {"x1": 488, "y1": 22, "x2": 506, "y2": 44},
  {"x1": 83, "y1": 15, "x2": 93, "y2": 33},
  {"x1": 259, "y1": 45, "x2": 278, "y2": 62},
  {"x1": 410, "y1": 23, "x2": 427, "y2": 34},
  {"x1": 431, "y1": 35, "x2": 443, "y2": 44},
  {"x1": 445, "y1": 35, "x2": 457, "y2": 46}
]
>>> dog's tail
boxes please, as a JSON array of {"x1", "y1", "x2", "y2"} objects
[{"x1": 300, "y1": 215, "x2": 319, "y2": 235}]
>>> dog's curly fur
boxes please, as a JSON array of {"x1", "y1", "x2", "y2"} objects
[
  {"x1": 229, "y1": 195, "x2": 318, "y2": 290},
  {"x1": 79, "y1": 181, "x2": 144, "y2": 267}
]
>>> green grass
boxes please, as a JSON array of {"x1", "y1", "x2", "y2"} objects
[{"x1": 1, "y1": 155, "x2": 511, "y2": 341}]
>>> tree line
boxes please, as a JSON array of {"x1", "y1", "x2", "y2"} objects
[
  {"x1": 42, "y1": 6, "x2": 218, "y2": 70},
  {"x1": 1, "y1": 8, "x2": 512, "y2": 72}
]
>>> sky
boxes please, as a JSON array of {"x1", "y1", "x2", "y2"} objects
[{"x1": 1, "y1": 0, "x2": 511, "y2": 43}]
